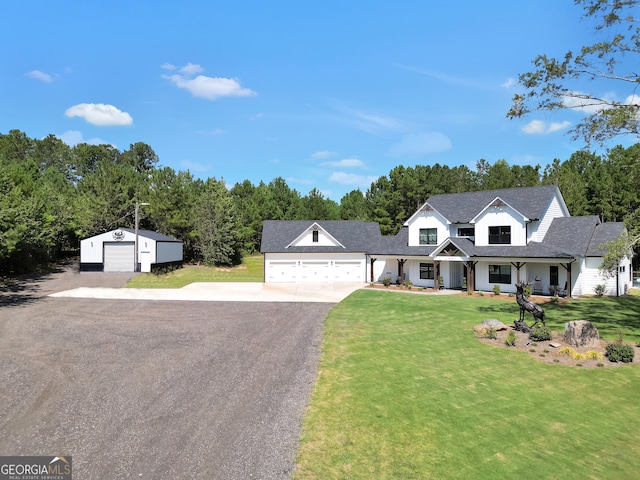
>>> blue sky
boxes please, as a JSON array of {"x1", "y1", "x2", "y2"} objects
[{"x1": 1, "y1": 1, "x2": 631, "y2": 200}]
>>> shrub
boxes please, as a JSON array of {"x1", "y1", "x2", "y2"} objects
[
  {"x1": 505, "y1": 331, "x2": 516, "y2": 347},
  {"x1": 595, "y1": 284, "x2": 606, "y2": 296},
  {"x1": 382, "y1": 277, "x2": 392, "y2": 287},
  {"x1": 492, "y1": 285, "x2": 501, "y2": 296},
  {"x1": 529, "y1": 325, "x2": 552, "y2": 342},
  {"x1": 572, "y1": 352, "x2": 586, "y2": 361},
  {"x1": 523, "y1": 284, "x2": 533, "y2": 297},
  {"x1": 467, "y1": 290, "x2": 473, "y2": 296},
  {"x1": 484, "y1": 327, "x2": 498, "y2": 340},
  {"x1": 586, "y1": 350, "x2": 604, "y2": 361},
  {"x1": 605, "y1": 343, "x2": 635, "y2": 363},
  {"x1": 559, "y1": 347, "x2": 576, "y2": 356},
  {"x1": 404, "y1": 279, "x2": 413, "y2": 289},
  {"x1": 478, "y1": 291, "x2": 484, "y2": 297},
  {"x1": 508, "y1": 292, "x2": 515, "y2": 297}
]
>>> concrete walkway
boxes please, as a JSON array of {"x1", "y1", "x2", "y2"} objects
[{"x1": 50, "y1": 281, "x2": 365, "y2": 303}]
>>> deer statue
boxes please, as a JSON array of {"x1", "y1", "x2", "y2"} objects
[{"x1": 515, "y1": 281, "x2": 545, "y2": 328}]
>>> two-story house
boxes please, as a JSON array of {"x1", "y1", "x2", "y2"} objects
[{"x1": 260, "y1": 185, "x2": 632, "y2": 297}]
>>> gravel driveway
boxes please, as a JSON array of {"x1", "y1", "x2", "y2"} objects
[{"x1": 0, "y1": 263, "x2": 332, "y2": 478}]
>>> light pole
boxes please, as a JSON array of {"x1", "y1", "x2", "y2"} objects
[{"x1": 135, "y1": 202, "x2": 150, "y2": 272}]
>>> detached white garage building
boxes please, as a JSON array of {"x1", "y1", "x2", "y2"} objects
[
  {"x1": 260, "y1": 221, "x2": 379, "y2": 283},
  {"x1": 80, "y1": 228, "x2": 183, "y2": 273}
]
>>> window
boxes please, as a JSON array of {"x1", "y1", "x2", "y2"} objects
[
  {"x1": 312, "y1": 230, "x2": 319, "y2": 243},
  {"x1": 550, "y1": 266, "x2": 559, "y2": 286},
  {"x1": 489, "y1": 226, "x2": 511, "y2": 244},
  {"x1": 458, "y1": 227, "x2": 475, "y2": 237},
  {"x1": 420, "y1": 263, "x2": 434, "y2": 280},
  {"x1": 489, "y1": 265, "x2": 511, "y2": 284},
  {"x1": 419, "y1": 228, "x2": 437, "y2": 245}
]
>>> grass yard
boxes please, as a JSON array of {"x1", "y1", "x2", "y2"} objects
[
  {"x1": 125, "y1": 255, "x2": 264, "y2": 288},
  {"x1": 295, "y1": 290, "x2": 640, "y2": 479}
]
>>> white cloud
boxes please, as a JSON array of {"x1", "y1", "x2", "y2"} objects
[
  {"x1": 179, "y1": 63, "x2": 204, "y2": 76},
  {"x1": 65, "y1": 103, "x2": 133, "y2": 126},
  {"x1": 547, "y1": 120, "x2": 571, "y2": 133},
  {"x1": 26, "y1": 70, "x2": 53, "y2": 83},
  {"x1": 287, "y1": 176, "x2": 315, "y2": 185},
  {"x1": 321, "y1": 158, "x2": 365, "y2": 168},
  {"x1": 162, "y1": 63, "x2": 256, "y2": 100},
  {"x1": 388, "y1": 131, "x2": 452, "y2": 157},
  {"x1": 197, "y1": 128, "x2": 225, "y2": 136},
  {"x1": 180, "y1": 159, "x2": 210, "y2": 172},
  {"x1": 329, "y1": 171, "x2": 379, "y2": 186},
  {"x1": 161, "y1": 63, "x2": 176, "y2": 71},
  {"x1": 311, "y1": 150, "x2": 338, "y2": 159},
  {"x1": 521, "y1": 120, "x2": 546, "y2": 134},
  {"x1": 57, "y1": 130, "x2": 106, "y2": 146},
  {"x1": 522, "y1": 119, "x2": 570, "y2": 134},
  {"x1": 501, "y1": 77, "x2": 516, "y2": 88},
  {"x1": 330, "y1": 101, "x2": 410, "y2": 134},
  {"x1": 562, "y1": 91, "x2": 614, "y2": 114}
]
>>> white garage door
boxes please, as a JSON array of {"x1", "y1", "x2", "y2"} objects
[
  {"x1": 267, "y1": 261, "x2": 298, "y2": 282},
  {"x1": 334, "y1": 260, "x2": 364, "y2": 282},
  {"x1": 300, "y1": 261, "x2": 331, "y2": 281},
  {"x1": 104, "y1": 242, "x2": 135, "y2": 272}
]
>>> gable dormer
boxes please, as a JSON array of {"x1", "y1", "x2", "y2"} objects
[
  {"x1": 404, "y1": 202, "x2": 451, "y2": 247},
  {"x1": 471, "y1": 196, "x2": 528, "y2": 247},
  {"x1": 286, "y1": 222, "x2": 345, "y2": 248}
]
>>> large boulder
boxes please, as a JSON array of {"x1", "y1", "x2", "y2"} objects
[
  {"x1": 481, "y1": 319, "x2": 508, "y2": 330},
  {"x1": 563, "y1": 320, "x2": 600, "y2": 348}
]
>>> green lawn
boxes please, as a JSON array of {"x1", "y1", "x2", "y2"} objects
[
  {"x1": 125, "y1": 255, "x2": 264, "y2": 288},
  {"x1": 295, "y1": 290, "x2": 640, "y2": 479}
]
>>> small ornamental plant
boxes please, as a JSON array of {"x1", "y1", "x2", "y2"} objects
[
  {"x1": 492, "y1": 285, "x2": 501, "y2": 296},
  {"x1": 505, "y1": 331, "x2": 517, "y2": 347},
  {"x1": 529, "y1": 325, "x2": 552, "y2": 342},
  {"x1": 382, "y1": 277, "x2": 392, "y2": 287}
]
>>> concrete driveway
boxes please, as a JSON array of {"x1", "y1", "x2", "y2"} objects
[
  {"x1": 0, "y1": 264, "x2": 345, "y2": 479},
  {"x1": 50, "y1": 281, "x2": 363, "y2": 303}
]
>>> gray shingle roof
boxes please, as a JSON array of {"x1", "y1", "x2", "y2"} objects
[
  {"x1": 422, "y1": 185, "x2": 561, "y2": 223},
  {"x1": 586, "y1": 222, "x2": 626, "y2": 256},
  {"x1": 260, "y1": 220, "x2": 381, "y2": 253}
]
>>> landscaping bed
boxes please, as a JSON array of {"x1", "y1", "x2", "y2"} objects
[{"x1": 475, "y1": 324, "x2": 640, "y2": 368}]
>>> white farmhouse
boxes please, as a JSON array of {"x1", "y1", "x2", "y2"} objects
[
  {"x1": 261, "y1": 185, "x2": 632, "y2": 297},
  {"x1": 80, "y1": 228, "x2": 183, "y2": 273}
]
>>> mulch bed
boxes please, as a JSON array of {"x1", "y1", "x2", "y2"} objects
[{"x1": 476, "y1": 326, "x2": 640, "y2": 368}]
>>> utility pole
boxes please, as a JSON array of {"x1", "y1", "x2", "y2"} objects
[{"x1": 135, "y1": 202, "x2": 150, "y2": 272}]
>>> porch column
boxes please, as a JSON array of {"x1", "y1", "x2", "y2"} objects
[
  {"x1": 397, "y1": 259, "x2": 406, "y2": 282},
  {"x1": 467, "y1": 261, "x2": 475, "y2": 292},
  {"x1": 561, "y1": 262, "x2": 573, "y2": 297},
  {"x1": 370, "y1": 257, "x2": 376, "y2": 283},
  {"x1": 511, "y1": 262, "x2": 526, "y2": 283},
  {"x1": 434, "y1": 261, "x2": 440, "y2": 289}
]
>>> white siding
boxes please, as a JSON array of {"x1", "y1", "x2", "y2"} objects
[
  {"x1": 579, "y1": 256, "x2": 632, "y2": 296},
  {"x1": 294, "y1": 229, "x2": 341, "y2": 247},
  {"x1": 474, "y1": 207, "x2": 527, "y2": 246},
  {"x1": 532, "y1": 195, "x2": 567, "y2": 242},
  {"x1": 406, "y1": 211, "x2": 449, "y2": 246}
]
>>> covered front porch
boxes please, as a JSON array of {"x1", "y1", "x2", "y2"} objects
[{"x1": 370, "y1": 254, "x2": 575, "y2": 297}]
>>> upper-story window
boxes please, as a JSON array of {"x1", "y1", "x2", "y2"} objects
[
  {"x1": 312, "y1": 230, "x2": 319, "y2": 242},
  {"x1": 489, "y1": 226, "x2": 511, "y2": 244},
  {"x1": 419, "y1": 228, "x2": 437, "y2": 245},
  {"x1": 458, "y1": 227, "x2": 475, "y2": 237}
]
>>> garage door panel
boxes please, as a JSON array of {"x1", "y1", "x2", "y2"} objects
[
  {"x1": 334, "y1": 260, "x2": 364, "y2": 281},
  {"x1": 300, "y1": 261, "x2": 330, "y2": 281},
  {"x1": 267, "y1": 261, "x2": 298, "y2": 282},
  {"x1": 104, "y1": 243, "x2": 135, "y2": 272}
]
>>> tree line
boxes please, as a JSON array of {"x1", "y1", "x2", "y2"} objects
[{"x1": 1, "y1": 129, "x2": 639, "y2": 274}]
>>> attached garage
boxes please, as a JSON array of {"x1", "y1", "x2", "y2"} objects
[
  {"x1": 261, "y1": 220, "x2": 374, "y2": 283},
  {"x1": 80, "y1": 228, "x2": 183, "y2": 273}
]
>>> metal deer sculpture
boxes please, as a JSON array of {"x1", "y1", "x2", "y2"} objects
[{"x1": 515, "y1": 281, "x2": 545, "y2": 328}]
